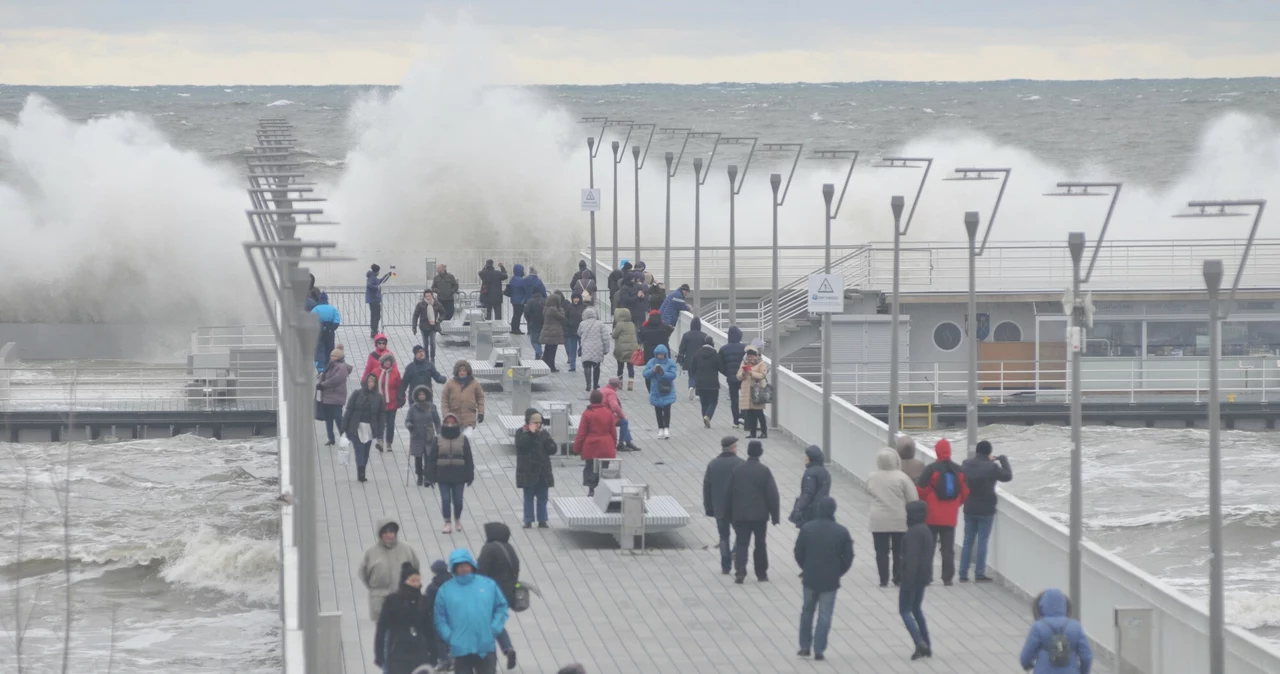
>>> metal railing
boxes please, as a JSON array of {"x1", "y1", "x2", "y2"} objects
[
  {"x1": 0, "y1": 364, "x2": 278, "y2": 411},
  {"x1": 192, "y1": 325, "x2": 278, "y2": 353}
]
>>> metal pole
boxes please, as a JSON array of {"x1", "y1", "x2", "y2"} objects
[
  {"x1": 693, "y1": 158, "x2": 703, "y2": 313},
  {"x1": 588, "y1": 137, "x2": 597, "y2": 276},
  {"x1": 888, "y1": 196, "x2": 905, "y2": 447},
  {"x1": 665, "y1": 151, "x2": 673, "y2": 290},
  {"x1": 1204, "y1": 259, "x2": 1225, "y2": 674},
  {"x1": 821, "y1": 184, "x2": 834, "y2": 464},
  {"x1": 770, "y1": 173, "x2": 781, "y2": 429},
  {"x1": 612, "y1": 141, "x2": 620, "y2": 269},
  {"x1": 965, "y1": 211, "x2": 980, "y2": 457},
  {"x1": 1067, "y1": 231, "x2": 1085, "y2": 618},
  {"x1": 633, "y1": 145, "x2": 641, "y2": 263},
  {"x1": 728, "y1": 164, "x2": 739, "y2": 325}
]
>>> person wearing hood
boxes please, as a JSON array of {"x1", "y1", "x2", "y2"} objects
[
  {"x1": 722, "y1": 440, "x2": 781, "y2": 584},
  {"x1": 434, "y1": 548, "x2": 508, "y2": 674},
  {"x1": 363, "y1": 333, "x2": 393, "y2": 382},
  {"x1": 638, "y1": 311, "x2": 675, "y2": 382},
  {"x1": 423, "y1": 560, "x2": 453, "y2": 670},
  {"x1": 441, "y1": 360, "x2": 485, "y2": 429},
  {"x1": 376, "y1": 352, "x2": 404, "y2": 452},
  {"x1": 576, "y1": 307, "x2": 610, "y2": 391},
  {"x1": 572, "y1": 268, "x2": 597, "y2": 304},
  {"x1": 789, "y1": 446, "x2": 833, "y2": 528},
  {"x1": 643, "y1": 344, "x2": 678, "y2": 439},
  {"x1": 960, "y1": 439, "x2": 1013, "y2": 583},
  {"x1": 867, "y1": 448, "x2": 920, "y2": 587},
  {"x1": 899, "y1": 501, "x2": 934, "y2": 659},
  {"x1": 647, "y1": 280, "x2": 666, "y2": 312},
  {"x1": 506, "y1": 263, "x2": 529, "y2": 335},
  {"x1": 607, "y1": 260, "x2": 632, "y2": 297},
  {"x1": 525, "y1": 266, "x2": 547, "y2": 300},
  {"x1": 476, "y1": 523, "x2": 521, "y2": 670},
  {"x1": 478, "y1": 260, "x2": 508, "y2": 321},
  {"x1": 366, "y1": 263, "x2": 393, "y2": 338},
  {"x1": 306, "y1": 272, "x2": 322, "y2": 311},
  {"x1": 539, "y1": 291, "x2": 567, "y2": 372},
  {"x1": 624, "y1": 278, "x2": 648, "y2": 330},
  {"x1": 1020, "y1": 588, "x2": 1093, "y2": 674},
  {"x1": 432, "y1": 263, "x2": 460, "y2": 321},
  {"x1": 659, "y1": 284, "x2": 691, "y2": 326},
  {"x1": 703, "y1": 436, "x2": 744, "y2": 574},
  {"x1": 573, "y1": 390, "x2": 618, "y2": 496},
  {"x1": 359, "y1": 519, "x2": 421, "y2": 624},
  {"x1": 601, "y1": 378, "x2": 640, "y2": 452},
  {"x1": 569, "y1": 259, "x2": 588, "y2": 291},
  {"x1": 317, "y1": 346, "x2": 353, "y2": 445},
  {"x1": 524, "y1": 289, "x2": 546, "y2": 360},
  {"x1": 916, "y1": 438, "x2": 969, "y2": 586},
  {"x1": 399, "y1": 345, "x2": 447, "y2": 405},
  {"x1": 563, "y1": 293, "x2": 585, "y2": 373},
  {"x1": 688, "y1": 334, "x2": 723, "y2": 428},
  {"x1": 412, "y1": 289, "x2": 446, "y2": 362},
  {"x1": 430, "y1": 413, "x2": 476, "y2": 534},
  {"x1": 611, "y1": 307, "x2": 639, "y2": 390},
  {"x1": 737, "y1": 345, "x2": 770, "y2": 439},
  {"x1": 718, "y1": 326, "x2": 747, "y2": 428},
  {"x1": 404, "y1": 385, "x2": 443, "y2": 488},
  {"x1": 311, "y1": 291, "x2": 341, "y2": 371},
  {"x1": 676, "y1": 315, "x2": 707, "y2": 399},
  {"x1": 896, "y1": 435, "x2": 927, "y2": 482},
  {"x1": 374, "y1": 562, "x2": 434, "y2": 674},
  {"x1": 343, "y1": 372, "x2": 385, "y2": 482},
  {"x1": 794, "y1": 497, "x2": 854, "y2": 662},
  {"x1": 515, "y1": 409, "x2": 557, "y2": 528}
]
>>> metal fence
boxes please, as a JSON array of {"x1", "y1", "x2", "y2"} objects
[
  {"x1": 0, "y1": 364, "x2": 278, "y2": 411},
  {"x1": 191, "y1": 325, "x2": 278, "y2": 353}
]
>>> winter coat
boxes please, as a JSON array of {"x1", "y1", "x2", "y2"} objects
[
  {"x1": 432, "y1": 271, "x2": 460, "y2": 301},
  {"x1": 412, "y1": 299, "x2": 446, "y2": 335},
  {"x1": 399, "y1": 358, "x2": 447, "y2": 403},
  {"x1": 428, "y1": 425, "x2": 474, "y2": 485},
  {"x1": 564, "y1": 300, "x2": 585, "y2": 337},
  {"x1": 1020, "y1": 589, "x2": 1094, "y2": 674},
  {"x1": 867, "y1": 448, "x2": 920, "y2": 532},
  {"x1": 573, "y1": 403, "x2": 618, "y2": 460},
  {"x1": 524, "y1": 294, "x2": 546, "y2": 332},
  {"x1": 515, "y1": 427, "x2": 556, "y2": 489},
  {"x1": 793, "y1": 498, "x2": 855, "y2": 592},
  {"x1": 525, "y1": 273, "x2": 547, "y2": 303},
  {"x1": 508, "y1": 264, "x2": 529, "y2": 305},
  {"x1": 676, "y1": 317, "x2": 706, "y2": 368},
  {"x1": 722, "y1": 456, "x2": 781, "y2": 524},
  {"x1": 702, "y1": 451, "x2": 744, "y2": 518},
  {"x1": 366, "y1": 269, "x2": 391, "y2": 304},
  {"x1": 688, "y1": 344, "x2": 723, "y2": 391},
  {"x1": 572, "y1": 270, "x2": 597, "y2": 303},
  {"x1": 600, "y1": 385, "x2": 626, "y2": 421},
  {"x1": 423, "y1": 566, "x2": 452, "y2": 629},
  {"x1": 343, "y1": 380, "x2": 385, "y2": 440},
  {"x1": 899, "y1": 501, "x2": 934, "y2": 588},
  {"x1": 311, "y1": 302, "x2": 341, "y2": 329},
  {"x1": 648, "y1": 285, "x2": 665, "y2": 312},
  {"x1": 611, "y1": 308, "x2": 639, "y2": 361},
  {"x1": 916, "y1": 439, "x2": 969, "y2": 527},
  {"x1": 638, "y1": 315, "x2": 674, "y2": 362},
  {"x1": 607, "y1": 264, "x2": 631, "y2": 296},
  {"x1": 789, "y1": 446, "x2": 833, "y2": 527},
  {"x1": 737, "y1": 356, "x2": 769, "y2": 411},
  {"x1": 898, "y1": 441, "x2": 928, "y2": 482},
  {"x1": 576, "y1": 308, "x2": 610, "y2": 363},
  {"x1": 478, "y1": 263, "x2": 508, "y2": 305},
  {"x1": 403, "y1": 394, "x2": 441, "y2": 457},
  {"x1": 718, "y1": 326, "x2": 747, "y2": 380},
  {"x1": 441, "y1": 365, "x2": 485, "y2": 428},
  {"x1": 358, "y1": 519, "x2": 421, "y2": 619},
  {"x1": 625, "y1": 286, "x2": 649, "y2": 326},
  {"x1": 317, "y1": 358, "x2": 353, "y2": 405},
  {"x1": 434, "y1": 549, "x2": 508, "y2": 660},
  {"x1": 475, "y1": 523, "x2": 520, "y2": 604},
  {"x1": 362, "y1": 337, "x2": 392, "y2": 381},
  {"x1": 540, "y1": 294, "x2": 567, "y2": 345},
  {"x1": 659, "y1": 289, "x2": 688, "y2": 325},
  {"x1": 643, "y1": 346, "x2": 679, "y2": 408},
  {"x1": 962, "y1": 454, "x2": 1014, "y2": 516},
  {"x1": 374, "y1": 581, "x2": 435, "y2": 674},
  {"x1": 376, "y1": 355, "x2": 403, "y2": 411}
]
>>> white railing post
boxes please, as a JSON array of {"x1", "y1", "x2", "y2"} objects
[
  {"x1": 933, "y1": 362, "x2": 940, "y2": 405},
  {"x1": 1196, "y1": 360, "x2": 1202, "y2": 404},
  {"x1": 1130, "y1": 362, "x2": 1136, "y2": 404}
]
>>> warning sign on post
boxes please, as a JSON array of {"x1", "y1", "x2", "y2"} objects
[
  {"x1": 807, "y1": 273, "x2": 844, "y2": 313},
  {"x1": 581, "y1": 188, "x2": 602, "y2": 212}
]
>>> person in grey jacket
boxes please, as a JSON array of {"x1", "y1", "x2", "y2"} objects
[
  {"x1": 789, "y1": 445, "x2": 832, "y2": 528},
  {"x1": 358, "y1": 519, "x2": 421, "y2": 623},
  {"x1": 867, "y1": 448, "x2": 920, "y2": 586},
  {"x1": 959, "y1": 440, "x2": 1013, "y2": 582},
  {"x1": 576, "y1": 307, "x2": 610, "y2": 391},
  {"x1": 702, "y1": 436, "x2": 745, "y2": 575},
  {"x1": 721, "y1": 440, "x2": 781, "y2": 584},
  {"x1": 896, "y1": 435, "x2": 927, "y2": 482},
  {"x1": 899, "y1": 501, "x2": 934, "y2": 660},
  {"x1": 404, "y1": 385, "x2": 442, "y2": 487},
  {"x1": 317, "y1": 346, "x2": 352, "y2": 446}
]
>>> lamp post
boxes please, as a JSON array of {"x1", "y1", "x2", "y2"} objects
[
  {"x1": 579, "y1": 116, "x2": 610, "y2": 275},
  {"x1": 657, "y1": 128, "x2": 691, "y2": 290},
  {"x1": 606, "y1": 121, "x2": 635, "y2": 271},
  {"x1": 764, "y1": 142, "x2": 804, "y2": 429},
  {"x1": 687, "y1": 132, "x2": 722, "y2": 315},
  {"x1": 717, "y1": 137, "x2": 758, "y2": 325},
  {"x1": 822, "y1": 183, "x2": 834, "y2": 463},
  {"x1": 630, "y1": 124, "x2": 656, "y2": 262}
]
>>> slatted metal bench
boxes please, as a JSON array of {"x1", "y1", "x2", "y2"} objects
[
  {"x1": 498, "y1": 414, "x2": 580, "y2": 437},
  {"x1": 471, "y1": 360, "x2": 550, "y2": 380},
  {"x1": 553, "y1": 489, "x2": 690, "y2": 549}
]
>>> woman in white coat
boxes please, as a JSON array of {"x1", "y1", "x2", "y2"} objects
[{"x1": 866, "y1": 448, "x2": 920, "y2": 587}]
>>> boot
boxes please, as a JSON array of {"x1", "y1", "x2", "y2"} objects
[
  {"x1": 376, "y1": 440, "x2": 384, "y2": 453},
  {"x1": 357, "y1": 467, "x2": 367, "y2": 483},
  {"x1": 627, "y1": 380, "x2": 633, "y2": 391},
  {"x1": 416, "y1": 473, "x2": 424, "y2": 487}
]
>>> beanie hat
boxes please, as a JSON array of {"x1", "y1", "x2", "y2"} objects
[
  {"x1": 976, "y1": 440, "x2": 993, "y2": 456},
  {"x1": 430, "y1": 560, "x2": 449, "y2": 576},
  {"x1": 412, "y1": 345, "x2": 424, "y2": 355},
  {"x1": 400, "y1": 561, "x2": 420, "y2": 585},
  {"x1": 524, "y1": 408, "x2": 544, "y2": 424},
  {"x1": 607, "y1": 377, "x2": 622, "y2": 389},
  {"x1": 371, "y1": 263, "x2": 380, "y2": 273},
  {"x1": 319, "y1": 291, "x2": 329, "y2": 303},
  {"x1": 721, "y1": 435, "x2": 738, "y2": 449},
  {"x1": 330, "y1": 346, "x2": 344, "y2": 359},
  {"x1": 485, "y1": 258, "x2": 494, "y2": 266},
  {"x1": 680, "y1": 284, "x2": 690, "y2": 291},
  {"x1": 578, "y1": 260, "x2": 587, "y2": 269},
  {"x1": 747, "y1": 440, "x2": 764, "y2": 457}
]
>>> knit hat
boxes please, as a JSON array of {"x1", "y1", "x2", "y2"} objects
[
  {"x1": 412, "y1": 345, "x2": 424, "y2": 355},
  {"x1": 371, "y1": 263, "x2": 380, "y2": 273},
  {"x1": 747, "y1": 440, "x2": 764, "y2": 457},
  {"x1": 721, "y1": 435, "x2": 738, "y2": 449},
  {"x1": 400, "y1": 561, "x2": 420, "y2": 584},
  {"x1": 680, "y1": 284, "x2": 690, "y2": 292},
  {"x1": 330, "y1": 346, "x2": 344, "y2": 359},
  {"x1": 524, "y1": 408, "x2": 544, "y2": 424},
  {"x1": 976, "y1": 440, "x2": 993, "y2": 456},
  {"x1": 430, "y1": 559, "x2": 449, "y2": 575},
  {"x1": 607, "y1": 377, "x2": 622, "y2": 389}
]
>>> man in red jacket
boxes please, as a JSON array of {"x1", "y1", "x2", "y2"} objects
[{"x1": 915, "y1": 438, "x2": 968, "y2": 586}]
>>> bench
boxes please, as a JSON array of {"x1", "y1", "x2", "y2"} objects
[
  {"x1": 553, "y1": 482, "x2": 690, "y2": 549},
  {"x1": 498, "y1": 414, "x2": 580, "y2": 437},
  {"x1": 471, "y1": 360, "x2": 550, "y2": 380}
]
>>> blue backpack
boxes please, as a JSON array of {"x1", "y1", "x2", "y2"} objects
[{"x1": 934, "y1": 466, "x2": 961, "y2": 501}]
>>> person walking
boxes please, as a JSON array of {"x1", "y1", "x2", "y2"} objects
[
  {"x1": 375, "y1": 352, "x2": 404, "y2": 452},
  {"x1": 915, "y1": 438, "x2": 969, "y2": 586},
  {"x1": 507, "y1": 264, "x2": 529, "y2": 335},
  {"x1": 316, "y1": 346, "x2": 352, "y2": 446},
  {"x1": 359, "y1": 519, "x2": 421, "y2": 625},
  {"x1": 441, "y1": 360, "x2": 485, "y2": 429},
  {"x1": 311, "y1": 292, "x2": 341, "y2": 371},
  {"x1": 423, "y1": 560, "x2": 453, "y2": 671},
  {"x1": 524, "y1": 290, "x2": 546, "y2": 360},
  {"x1": 676, "y1": 316, "x2": 707, "y2": 400},
  {"x1": 399, "y1": 345, "x2": 447, "y2": 405},
  {"x1": 433, "y1": 548, "x2": 508, "y2": 674},
  {"x1": 788, "y1": 446, "x2": 832, "y2": 528},
  {"x1": 404, "y1": 386, "x2": 442, "y2": 488},
  {"x1": 959, "y1": 440, "x2": 1013, "y2": 583},
  {"x1": 900, "y1": 501, "x2": 934, "y2": 659},
  {"x1": 362, "y1": 333, "x2": 392, "y2": 382},
  {"x1": 737, "y1": 346, "x2": 770, "y2": 439},
  {"x1": 412, "y1": 289, "x2": 445, "y2": 362},
  {"x1": 607, "y1": 260, "x2": 632, "y2": 297},
  {"x1": 643, "y1": 344, "x2": 678, "y2": 439},
  {"x1": 867, "y1": 448, "x2": 920, "y2": 587},
  {"x1": 611, "y1": 307, "x2": 639, "y2": 390},
  {"x1": 572, "y1": 269, "x2": 597, "y2": 304},
  {"x1": 703, "y1": 436, "x2": 744, "y2": 575},
  {"x1": 432, "y1": 263, "x2": 460, "y2": 321},
  {"x1": 366, "y1": 263, "x2": 393, "y2": 338},
  {"x1": 573, "y1": 390, "x2": 617, "y2": 496},
  {"x1": 476, "y1": 524, "x2": 522, "y2": 670},
  {"x1": 429, "y1": 413, "x2": 476, "y2": 533},
  {"x1": 688, "y1": 335, "x2": 723, "y2": 428},
  {"x1": 539, "y1": 291, "x2": 566, "y2": 372},
  {"x1": 647, "y1": 280, "x2": 666, "y2": 313},
  {"x1": 343, "y1": 373, "x2": 384, "y2": 483},
  {"x1": 638, "y1": 311, "x2": 674, "y2": 387},
  {"x1": 718, "y1": 326, "x2": 747, "y2": 428},
  {"x1": 601, "y1": 378, "x2": 640, "y2": 452},
  {"x1": 570, "y1": 259, "x2": 588, "y2": 290},
  {"x1": 374, "y1": 562, "x2": 435, "y2": 674},
  {"x1": 659, "y1": 284, "x2": 691, "y2": 326},
  {"x1": 524, "y1": 266, "x2": 547, "y2": 300},
  {"x1": 722, "y1": 440, "x2": 781, "y2": 584},
  {"x1": 564, "y1": 294, "x2": 585, "y2": 373},
  {"x1": 794, "y1": 497, "x2": 854, "y2": 662},
  {"x1": 577, "y1": 307, "x2": 610, "y2": 392},
  {"x1": 1020, "y1": 588, "x2": 1094, "y2": 674},
  {"x1": 515, "y1": 409, "x2": 557, "y2": 529},
  {"x1": 897, "y1": 435, "x2": 927, "y2": 482},
  {"x1": 478, "y1": 260, "x2": 508, "y2": 321}
]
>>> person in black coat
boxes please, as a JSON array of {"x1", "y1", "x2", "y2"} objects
[
  {"x1": 794, "y1": 497, "x2": 854, "y2": 661},
  {"x1": 343, "y1": 373, "x2": 385, "y2": 483},
  {"x1": 515, "y1": 409, "x2": 557, "y2": 528},
  {"x1": 688, "y1": 336, "x2": 723, "y2": 428},
  {"x1": 607, "y1": 261, "x2": 633, "y2": 297},
  {"x1": 959, "y1": 440, "x2": 1013, "y2": 582},
  {"x1": 718, "y1": 326, "x2": 747, "y2": 427},
  {"x1": 721, "y1": 440, "x2": 781, "y2": 583},
  {"x1": 373, "y1": 562, "x2": 434, "y2": 674},
  {"x1": 900, "y1": 500, "x2": 934, "y2": 659},
  {"x1": 569, "y1": 259, "x2": 588, "y2": 291},
  {"x1": 676, "y1": 316, "x2": 707, "y2": 396},
  {"x1": 399, "y1": 345, "x2": 447, "y2": 403},
  {"x1": 703, "y1": 436, "x2": 744, "y2": 574},
  {"x1": 476, "y1": 522, "x2": 520, "y2": 669},
  {"x1": 638, "y1": 311, "x2": 675, "y2": 362},
  {"x1": 478, "y1": 260, "x2": 508, "y2": 320},
  {"x1": 789, "y1": 446, "x2": 833, "y2": 528},
  {"x1": 423, "y1": 560, "x2": 452, "y2": 670}
]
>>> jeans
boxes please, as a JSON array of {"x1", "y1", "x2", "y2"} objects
[
  {"x1": 510, "y1": 304, "x2": 524, "y2": 333},
  {"x1": 616, "y1": 418, "x2": 632, "y2": 444},
  {"x1": 799, "y1": 588, "x2": 838, "y2": 655},
  {"x1": 485, "y1": 302, "x2": 503, "y2": 320},
  {"x1": 453, "y1": 652, "x2": 497, "y2": 674},
  {"x1": 316, "y1": 328, "x2": 336, "y2": 371},
  {"x1": 899, "y1": 584, "x2": 930, "y2": 647},
  {"x1": 732, "y1": 520, "x2": 769, "y2": 578},
  {"x1": 523, "y1": 480, "x2": 549, "y2": 524},
  {"x1": 421, "y1": 331, "x2": 436, "y2": 362},
  {"x1": 542, "y1": 343, "x2": 558, "y2": 369},
  {"x1": 727, "y1": 380, "x2": 742, "y2": 425},
  {"x1": 382, "y1": 409, "x2": 397, "y2": 444},
  {"x1": 697, "y1": 390, "x2": 719, "y2": 419},
  {"x1": 873, "y1": 531, "x2": 905, "y2": 585},
  {"x1": 716, "y1": 517, "x2": 734, "y2": 573},
  {"x1": 565, "y1": 335, "x2": 579, "y2": 370},
  {"x1": 495, "y1": 628, "x2": 513, "y2": 652},
  {"x1": 350, "y1": 436, "x2": 372, "y2": 469},
  {"x1": 929, "y1": 525, "x2": 957, "y2": 583},
  {"x1": 616, "y1": 360, "x2": 634, "y2": 379},
  {"x1": 528, "y1": 327, "x2": 543, "y2": 358},
  {"x1": 653, "y1": 405, "x2": 671, "y2": 429},
  {"x1": 440, "y1": 482, "x2": 465, "y2": 520},
  {"x1": 320, "y1": 403, "x2": 343, "y2": 443},
  {"x1": 959, "y1": 514, "x2": 996, "y2": 579},
  {"x1": 582, "y1": 360, "x2": 601, "y2": 389},
  {"x1": 369, "y1": 301, "x2": 382, "y2": 336}
]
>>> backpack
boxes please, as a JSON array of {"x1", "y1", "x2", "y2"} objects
[
  {"x1": 933, "y1": 466, "x2": 961, "y2": 501},
  {"x1": 1047, "y1": 626, "x2": 1071, "y2": 667}
]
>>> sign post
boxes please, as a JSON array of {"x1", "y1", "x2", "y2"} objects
[
  {"x1": 581, "y1": 188, "x2": 602, "y2": 212},
  {"x1": 807, "y1": 273, "x2": 844, "y2": 314}
]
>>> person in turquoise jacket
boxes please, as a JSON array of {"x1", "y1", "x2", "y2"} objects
[
  {"x1": 1019, "y1": 588, "x2": 1093, "y2": 674},
  {"x1": 643, "y1": 344, "x2": 679, "y2": 440},
  {"x1": 434, "y1": 548, "x2": 509, "y2": 673},
  {"x1": 311, "y1": 292, "x2": 341, "y2": 371}
]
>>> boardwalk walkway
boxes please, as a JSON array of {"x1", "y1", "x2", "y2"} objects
[{"x1": 314, "y1": 322, "x2": 1104, "y2": 674}]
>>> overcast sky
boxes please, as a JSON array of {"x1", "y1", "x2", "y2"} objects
[{"x1": 2, "y1": 1, "x2": 1278, "y2": 85}]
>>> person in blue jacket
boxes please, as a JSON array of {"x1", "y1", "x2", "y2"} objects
[
  {"x1": 366, "y1": 264, "x2": 393, "y2": 338},
  {"x1": 311, "y1": 292, "x2": 341, "y2": 371},
  {"x1": 717, "y1": 326, "x2": 747, "y2": 428},
  {"x1": 643, "y1": 344, "x2": 679, "y2": 440},
  {"x1": 434, "y1": 548, "x2": 509, "y2": 674},
  {"x1": 1019, "y1": 588, "x2": 1093, "y2": 674},
  {"x1": 658, "y1": 284, "x2": 691, "y2": 326},
  {"x1": 507, "y1": 264, "x2": 528, "y2": 335}
]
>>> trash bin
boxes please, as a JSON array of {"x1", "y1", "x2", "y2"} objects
[
  {"x1": 476, "y1": 321, "x2": 495, "y2": 361},
  {"x1": 507, "y1": 366, "x2": 532, "y2": 414}
]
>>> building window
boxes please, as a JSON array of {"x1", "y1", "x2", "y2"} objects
[
  {"x1": 933, "y1": 322, "x2": 963, "y2": 351},
  {"x1": 1146, "y1": 321, "x2": 1208, "y2": 357},
  {"x1": 1088, "y1": 320, "x2": 1142, "y2": 357},
  {"x1": 993, "y1": 321, "x2": 1022, "y2": 342},
  {"x1": 1223, "y1": 320, "x2": 1280, "y2": 356}
]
